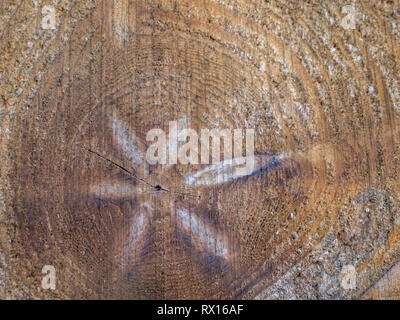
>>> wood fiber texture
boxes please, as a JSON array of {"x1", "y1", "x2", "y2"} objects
[{"x1": 0, "y1": 0, "x2": 400, "y2": 299}]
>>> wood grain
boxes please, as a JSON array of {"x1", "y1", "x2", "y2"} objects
[
  {"x1": 0, "y1": 0, "x2": 399, "y2": 299},
  {"x1": 362, "y1": 261, "x2": 400, "y2": 299}
]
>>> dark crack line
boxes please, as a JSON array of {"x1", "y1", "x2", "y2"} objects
[
  {"x1": 82, "y1": 146, "x2": 200, "y2": 200},
  {"x1": 82, "y1": 146, "x2": 169, "y2": 192}
]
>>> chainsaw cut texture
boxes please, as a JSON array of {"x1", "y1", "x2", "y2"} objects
[{"x1": 0, "y1": 0, "x2": 399, "y2": 299}]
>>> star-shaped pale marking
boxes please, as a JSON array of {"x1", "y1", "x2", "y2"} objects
[{"x1": 84, "y1": 116, "x2": 291, "y2": 274}]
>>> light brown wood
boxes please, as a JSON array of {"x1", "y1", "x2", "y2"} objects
[
  {"x1": 0, "y1": 0, "x2": 399, "y2": 299},
  {"x1": 362, "y1": 261, "x2": 400, "y2": 299}
]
